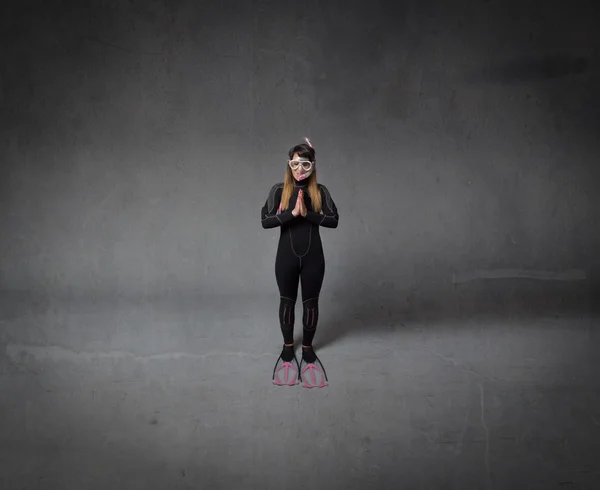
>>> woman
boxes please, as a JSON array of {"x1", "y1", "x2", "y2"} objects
[{"x1": 261, "y1": 138, "x2": 339, "y2": 388}]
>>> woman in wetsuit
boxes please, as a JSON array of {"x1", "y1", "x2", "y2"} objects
[{"x1": 261, "y1": 138, "x2": 339, "y2": 388}]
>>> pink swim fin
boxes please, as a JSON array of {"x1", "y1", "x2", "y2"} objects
[
  {"x1": 272, "y1": 352, "x2": 300, "y2": 386},
  {"x1": 299, "y1": 354, "x2": 328, "y2": 389}
]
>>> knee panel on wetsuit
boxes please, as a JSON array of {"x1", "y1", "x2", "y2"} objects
[
  {"x1": 302, "y1": 297, "x2": 319, "y2": 346},
  {"x1": 279, "y1": 297, "x2": 296, "y2": 344}
]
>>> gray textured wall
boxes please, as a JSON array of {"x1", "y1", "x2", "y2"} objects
[{"x1": 1, "y1": 0, "x2": 599, "y2": 301}]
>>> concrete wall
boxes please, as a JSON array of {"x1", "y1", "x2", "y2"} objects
[{"x1": 2, "y1": 0, "x2": 599, "y2": 301}]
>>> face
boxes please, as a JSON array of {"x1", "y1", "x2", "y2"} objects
[{"x1": 289, "y1": 152, "x2": 314, "y2": 181}]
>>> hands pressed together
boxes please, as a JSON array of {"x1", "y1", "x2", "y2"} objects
[{"x1": 292, "y1": 189, "x2": 307, "y2": 217}]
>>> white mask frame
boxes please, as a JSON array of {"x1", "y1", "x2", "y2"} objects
[{"x1": 288, "y1": 159, "x2": 314, "y2": 172}]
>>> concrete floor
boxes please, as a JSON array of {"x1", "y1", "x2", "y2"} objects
[{"x1": 0, "y1": 287, "x2": 598, "y2": 490}]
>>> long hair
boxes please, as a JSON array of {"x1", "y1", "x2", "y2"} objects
[{"x1": 280, "y1": 143, "x2": 322, "y2": 213}]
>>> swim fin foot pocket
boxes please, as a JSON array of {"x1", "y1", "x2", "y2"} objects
[
  {"x1": 272, "y1": 345, "x2": 300, "y2": 386},
  {"x1": 300, "y1": 347, "x2": 328, "y2": 389}
]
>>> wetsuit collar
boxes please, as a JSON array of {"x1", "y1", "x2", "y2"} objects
[{"x1": 293, "y1": 178, "x2": 309, "y2": 189}]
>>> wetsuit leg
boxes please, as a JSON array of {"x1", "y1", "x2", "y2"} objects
[
  {"x1": 275, "y1": 246, "x2": 300, "y2": 345},
  {"x1": 299, "y1": 250, "x2": 325, "y2": 347}
]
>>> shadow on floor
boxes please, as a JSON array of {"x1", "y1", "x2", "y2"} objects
[{"x1": 311, "y1": 280, "x2": 597, "y2": 350}]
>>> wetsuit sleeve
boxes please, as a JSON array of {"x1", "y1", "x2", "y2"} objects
[
  {"x1": 261, "y1": 184, "x2": 295, "y2": 229},
  {"x1": 304, "y1": 184, "x2": 339, "y2": 228}
]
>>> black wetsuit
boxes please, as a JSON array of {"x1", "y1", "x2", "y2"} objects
[{"x1": 261, "y1": 180, "x2": 339, "y2": 347}]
